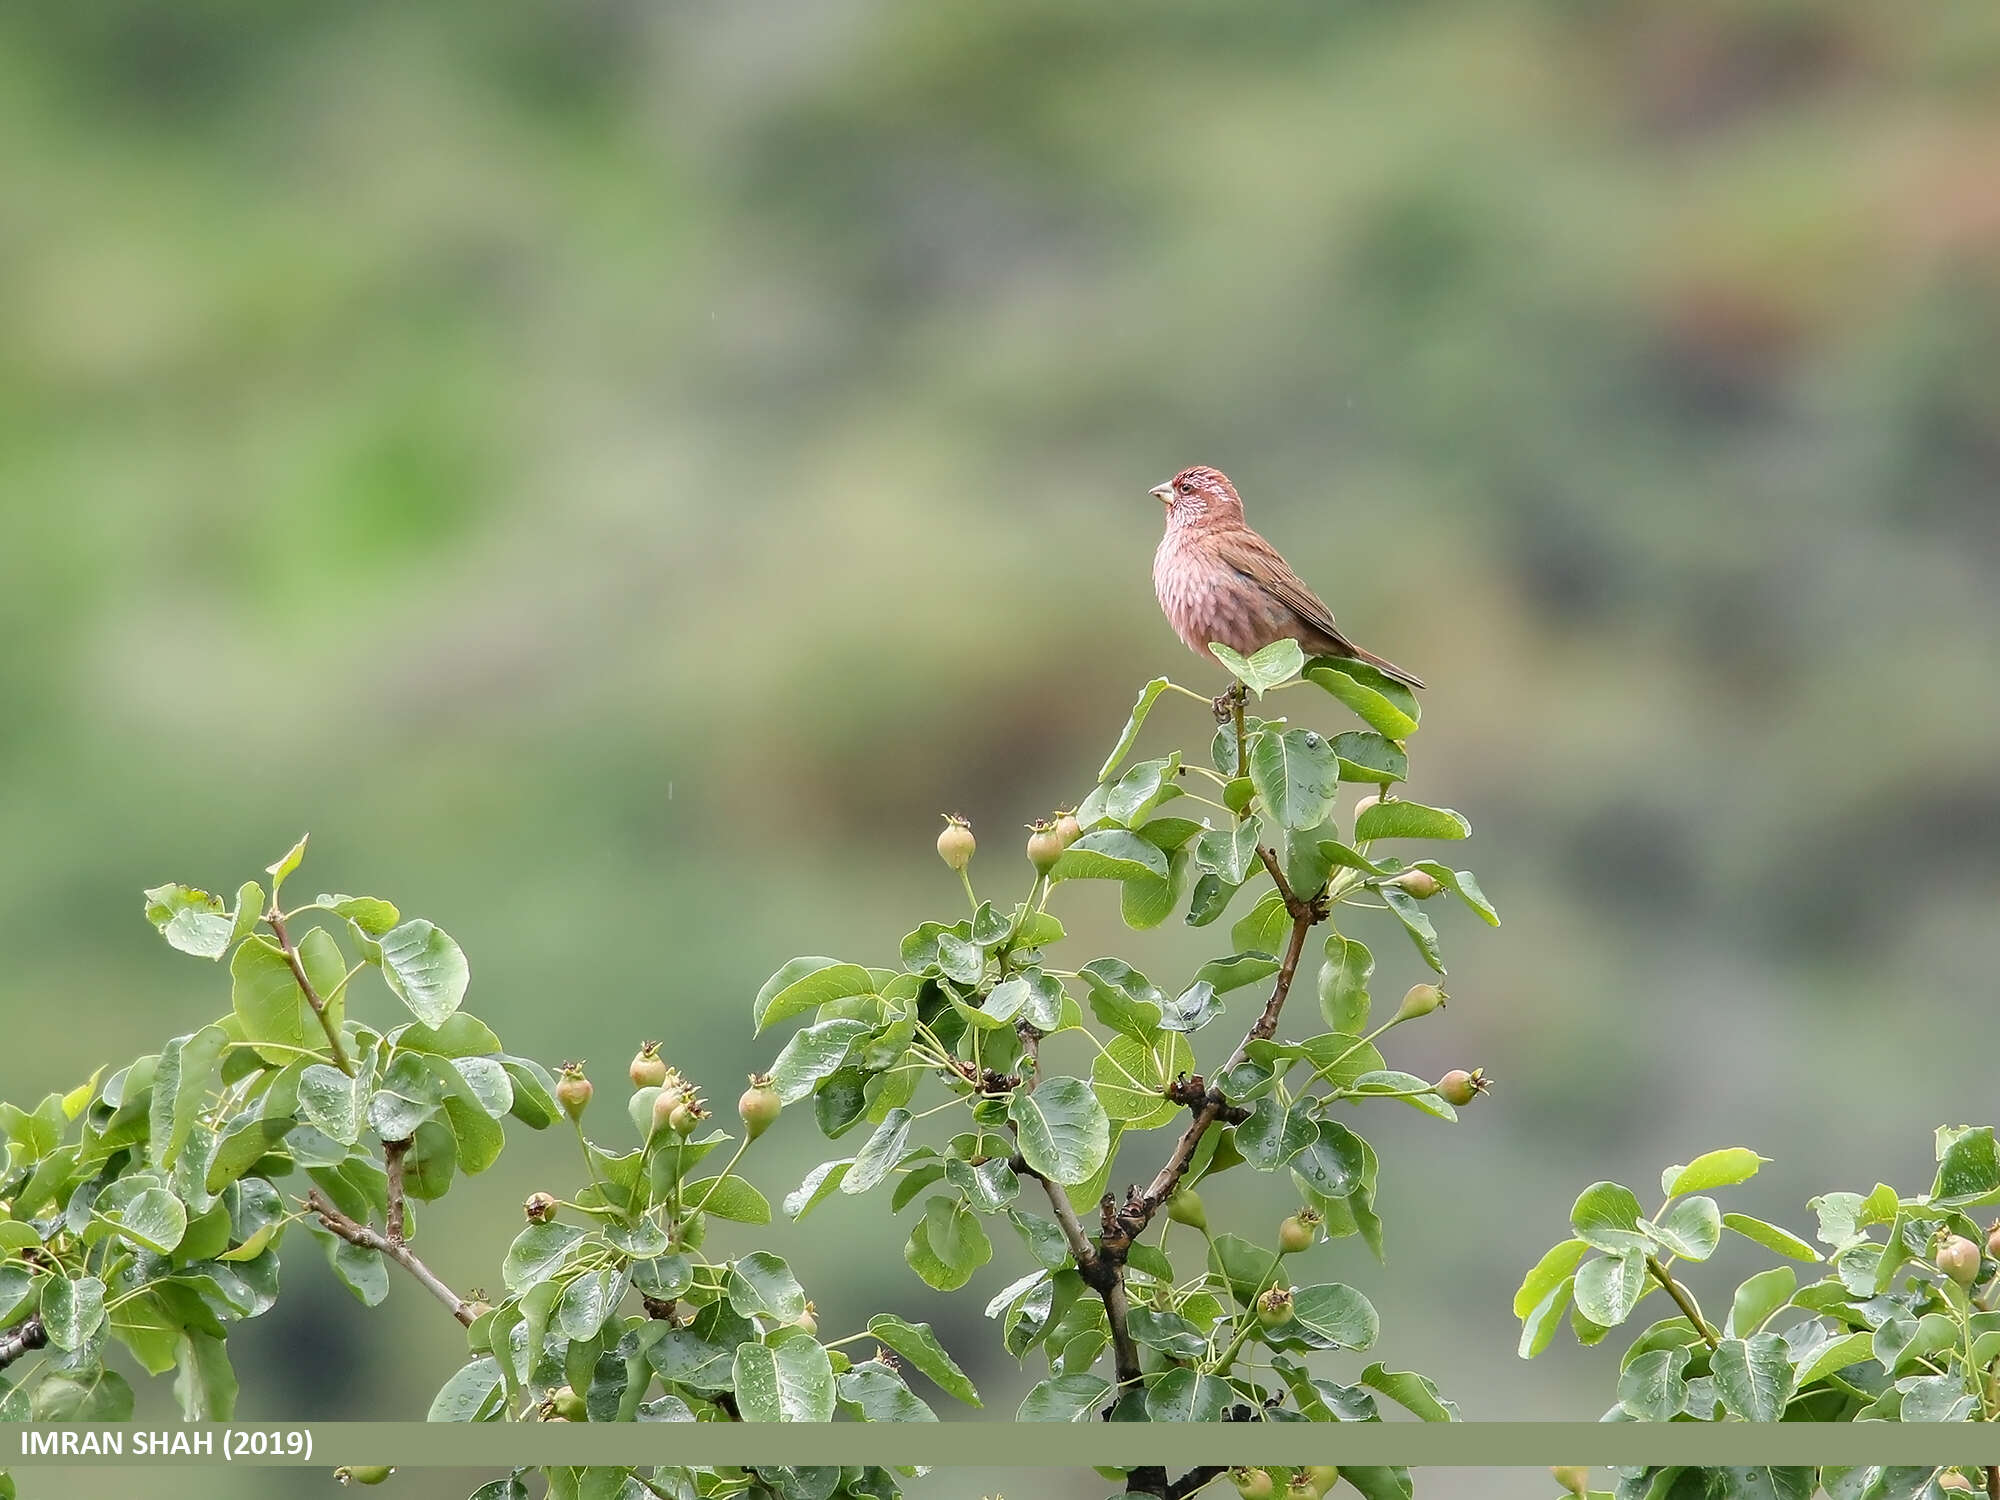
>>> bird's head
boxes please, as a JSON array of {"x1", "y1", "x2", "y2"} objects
[{"x1": 1150, "y1": 465, "x2": 1243, "y2": 528}]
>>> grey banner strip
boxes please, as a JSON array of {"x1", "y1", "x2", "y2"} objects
[{"x1": 4, "y1": 1424, "x2": 1997, "y2": 1469}]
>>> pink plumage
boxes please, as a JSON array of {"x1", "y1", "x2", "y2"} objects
[{"x1": 1150, "y1": 465, "x2": 1425, "y2": 690}]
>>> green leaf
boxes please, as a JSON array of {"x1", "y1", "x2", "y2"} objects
[
  {"x1": 1571, "y1": 1182, "x2": 1650, "y2": 1253},
  {"x1": 230, "y1": 930, "x2": 344, "y2": 1066},
  {"x1": 1330, "y1": 731, "x2": 1407, "y2": 785},
  {"x1": 686, "y1": 1176, "x2": 771, "y2": 1224},
  {"x1": 1103, "y1": 753, "x2": 1184, "y2": 827},
  {"x1": 556, "y1": 1268, "x2": 620, "y2": 1342},
  {"x1": 1380, "y1": 885, "x2": 1445, "y2": 972},
  {"x1": 1193, "y1": 819, "x2": 1261, "y2": 886},
  {"x1": 1304, "y1": 658, "x2": 1419, "y2": 738},
  {"x1": 1206, "y1": 1234, "x2": 1284, "y2": 1306},
  {"x1": 142, "y1": 885, "x2": 238, "y2": 960},
  {"x1": 1661, "y1": 1148, "x2": 1766, "y2": 1198},
  {"x1": 40, "y1": 1274, "x2": 106, "y2": 1350},
  {"x1": 1713, "y1": 1333, "x2": 1797, "y2": 1422},
  {"x1": 1651, "y1": 1197, "x2": 1722, "y2": 1261},
  {"x1": 1727, "y1": 1267, "x2": 1797, "y2": 1339},
  {"x1": 1050, "y1": 830, "x2": 1169, "y2": 883},
  {"x1": 1318, "y1": 934, "x2": 1373, "y2": 1033},
  {"x1": 1933, "y1": 1126, "x2": 2000, "y2": 1204},
  {"x1": 1080, "y1": 958, "x2": 1167, "y2": 1038},
  {"x1": 1127, "y1": 1308, "x2": 1208, "y2": 1360},
  {"x1": 174, "y1": 1330, "x2": 237, "y2": 1421},
  {"x1": 1009, "y1": 1077, "x2": 1111, "y2": 1187},
  {"x1": 865, "y1": 1314, "x2": 980, "y2": 1406},
  {"x1": 1144, "y1": 1365, "x2": 1230, "y2": 1421},
  {"x1": 429, "y1": 1357, "x2": 504, "y2": 1422},
  {"x1": 1231, "y1": 889, "x2": 1289, "y2": 956},
  {"x1": 1517, "y1": 1275, "x2": 1574, "y2": 1359},
  {"x1": 318, "y1": 893, "x2": 401, "y2": 937},
  {"x1": 784, "y1": 1159, "x2": 853, "y2": 1221},
  {"x1": 1354, "y1": 799, "x2": 1469, "y2": 841},
  {"x1": 1619, "y1": 1345, "x2": 1691, "y2": 1421},
  {"x1": 1514, "y1": 1238, "x2": 1590, "y2": 1319},
  {"x1": 754, "y1": 958, "x2": 874, "y2": 1033},
  {"x1": 109, "y1": 1186, "x2": 187, "y2": 1254},
  {"x1": 727, "y1": 1251, "x2": 807, "y2": 1323},
  {"x1": 845, "y1": 1109, "x2": 914, "y2": 1196},
  {"x1": 904, "y1": 1197, "x2": 992, "y2": 1291},
  {"x1": 1359, "y1": 1364, "x2": 1460, "y2": 1422},
  {"x1": 1210, "y1": 638, "x2": 1304, "y2": 696},
  {"x1": 1091, "y1": 1033, "x2": 1191, "y2": 1129},
  {"x1": 149, "y1": 1024, "x2": 228, "y2": 1169},
  {"x1": 732, "y1": 1337, "x2": 836, "y2": 1422},
  {"x1": 377, "y1": 919, "x2": 470, "y2": 1027},
  {"x1": 1098, "y1": 678, "x2": 1170, "y2": 783},
  {"x1": 1017, "y1": 1372, "x2": 1111, "y2": 1422},
  {"x1": 1249, "y1": 727, "x2": 1339, "y2": 831},
  {"x1": 1723, "y1": 1213, "x2": 1821, "y2": 1262},
  {"x1": 837, "y1": 1361, "x2": 938, "y2": 1422},
  {"x1": 767, "y1": 1018, "x2": 870, "y2": 1105},
  {"x1": 1572, "y1": 1249, "x2": 1647, "y2": 1327},
  {"x1": 1285, "y1": 1282, "x2": 1379, "y2": 1350},
  {"x1": 502, "y1": 1222, "x2": 586, "y2": 1292},
  {"x1": 1792, "y1": 1329, "x2": 1874, "y2": 1388},
  {"x1": 32, "y1": 1369, "x2": 134, "y2": 1421},
  {"x1": 1334, "y1": 1468, "x2": 1415, "y2": 1500},
  {"x1": 1158, "y1": 980, "x2": 1223, "y2": 1034},
  {"x1": 1236, "y1": 1095, "x2": 1314, "y2": 1172},
  {"x1": 295, "y1": 1063, "x2": 362, "y2": 1146},
  {"x1": 1196, "y1": 952, "x2": 1281, "y2": 994}
]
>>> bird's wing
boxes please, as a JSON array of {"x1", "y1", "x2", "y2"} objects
[{"x1": 1210, "y1": 527, "x2": 1351, "y2": 646}]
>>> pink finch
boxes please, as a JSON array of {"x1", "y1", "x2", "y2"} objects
[{"x1": 1150, "y1": 465, "x2": 1424, "y2": 690}]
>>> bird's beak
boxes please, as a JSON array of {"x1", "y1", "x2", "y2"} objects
[{"x1": 1149, "y1": 482, "x2": 1174, "y2": 505}]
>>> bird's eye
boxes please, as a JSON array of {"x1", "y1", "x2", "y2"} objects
[{"x1": 1177, "y1": 481, "x2": 1194, "y2": 495}]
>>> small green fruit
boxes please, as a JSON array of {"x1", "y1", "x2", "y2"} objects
[
  {"x1": 1938, "y1": 1234, "x2": 1981, "y2": 1287},
  {"x1": 1393, "y1": 868, "x2": 1443, "y2": 899},
  {"x1": 629, "y1": 1043, "x2": 667, "y2": 1090},
  {"x1": 1255, "y1": 1285, "x2": 1294, "y2": 1329},
  {"x1": 1054, "y1": 809, "x2": 1082, "y2": 849},
  {"x1": 1232, "y1": 1470, "x2": 1275, "y2": 1500},
  {"x1": 795, "y1": 1301, "x2": 818, "y2": 1338},
  {"x1": 1166, "y1": 1187, "x2": 1207, "y2": 1231},
  {"x1": 738, "y1": 1074, "x2": 780, "y2": 1140},
  {"x1": 554, "y1": 1065, "x2": 592, "y2": 1121},
  {"x1": 550, "y1": 1385, "x2": 586, "y2": 1422},
  {"x1": 338, "y1": 1467, "x2": 394, "y2": 1486},
  {"x1": 1027, "y1": 820, "x2": 1064, "y2": 874},
  {"x1": 1551, "y1": 1469, "x2": 1589, "y2": 1498},
  {"x1": 1437, "y1": 1068, "x2": 1485, "y2": 1107},
  {"x1": 937, "y1": 815, "x2": 976, "y2": 872},
  {"x1": 1277, "y1": 1212, "x2": 1317, "y2": 1255},
  {"x1": 523, "y1": 1191, "x2": 557, "y2": 1224},
  {"x1": 1301, "y1": 1468, "x2": 1339, "y2": 1496},
  {"x1": 1394, "y1": 983, "x2": 1446, "y2": 1023}
]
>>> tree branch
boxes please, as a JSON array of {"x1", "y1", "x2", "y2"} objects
[
  {"x1": 0, "y1": 1315, "x2": 46, "y2": 1371},
  {"x1": 307, "y1": 1188, "x2": 474, "y2": 1325},
  {"x1": 1170, "y1": 1469, "x2": 1229, "y2": 1500},
  {"x1": 265, "y1": 908, "x2": 355, "y2": 1076},
  {"x1": 1645, "y1": 1255, "x2": 1719, "y2": 1349}
]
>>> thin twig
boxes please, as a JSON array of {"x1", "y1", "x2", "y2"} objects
[
  {"x1": 1646, "y1": 1256, "x2": 1720, "y2": 1349},
  {"x1": 0, "y1": 1315, "x2": 46, "y2": 1371},
  {"x1": 307, "y1": 1188, "x2": 474, "y2": 1326},
  {"x1": 383, "y1": 1138, "x2": 411, "y2": 1244},
  {"x1": 1170, "y1": 1468, "x2": 1229, "y2": 1499},
  {"x1": 265, "y1": 908, "x2": 355, "y2": 1076}
]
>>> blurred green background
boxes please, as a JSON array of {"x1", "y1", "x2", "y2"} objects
[{"x1": 2, "y1": 0, "x2": 1997, "y2": 1482}]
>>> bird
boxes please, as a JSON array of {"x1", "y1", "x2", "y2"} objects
[{"x1": 1150, "y1": 464, "x2": 1425, "y2": 691}]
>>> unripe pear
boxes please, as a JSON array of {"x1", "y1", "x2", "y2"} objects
[
  {"x1": 338, "y1": 1468, "x2": 394, "y2": 1486},
  {"x1": 1393, "y1": 868, "x2": 1442, "y2": 899},
  {"x1": 523, "y1": 1192, "x2": 557, "y2": 1224},
  {"x1": 1937, "y1": 1234, "x2": 1980, "y2": 1287},
  {"x1": 1232, "y1": 1471, "x2": 1274, "y2": 1500},
  {"x1": 937, "y1": 815, "x2": 976, "y2": 872},
  {"x1": 1026, "y1": 820, "x2": 1064, "y2": 874},
  {"x1": 554, "y1": 1065, "x2": 593, "y2": 1122},
  {"x1": 1394, "y1": 983, "x2": 1446, "y2": 1023},
  {"x1": 738, "y1": 1075, "x2": 780, "y2": 1140},
  {"x1": 1166, "y1": 1186, "x2": 1207, "y2": 1231},
  {"x1": 1551, "y1": 1469, "x2": 1589, "y2": 1498},
  {"x1": 629, "y1": 1043, "x2": 667, "y2": 1090},
  {"x1": 1255, "y1": 1285, "x2": 1294, "y2": 1329},
  {"x1": 1437, "y1": 1069, "x2": 1486, "y2": 1107}
]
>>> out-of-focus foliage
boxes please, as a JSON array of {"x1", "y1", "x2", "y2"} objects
[{"x1": 0, "y1": 0, "x2": 1995, "y2": 1431}]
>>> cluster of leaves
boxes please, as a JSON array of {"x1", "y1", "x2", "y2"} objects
[
  {"x1": 758, "y1": 641, "x2": 1496, "y2": 1493},
  {"x1": 1521, "y1": 1132, "x2": 2000, "y2": 1496},
  {"x1": 456, "y1": 1468, "x2": 917, "y2": 1500},
  {"x1": 0, "y1": 836, "x2": 519, "y2": 1422},
  {"x1": 1546, "y1": 1468, "x2": 1996, "y2": 1500}
]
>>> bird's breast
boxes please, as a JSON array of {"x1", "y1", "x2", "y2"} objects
[{"x1": 1154, "y1": 528, "x2": 1267, "y2": 658}]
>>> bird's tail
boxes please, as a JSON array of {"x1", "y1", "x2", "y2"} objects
[{"x1": 1331, "y1": 641, "x2": 1426, "y2": 692}]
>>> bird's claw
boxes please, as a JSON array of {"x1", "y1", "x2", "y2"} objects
[{"x1": 1211, "y1": 681, "x2": 1247, "y2": 724}]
